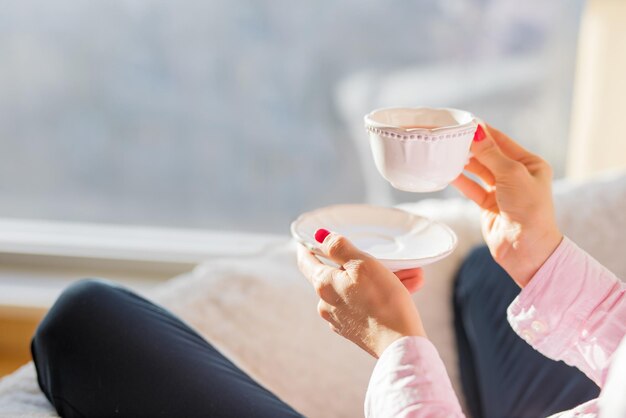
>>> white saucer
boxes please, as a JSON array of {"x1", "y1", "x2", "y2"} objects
[{"x1": 290, "y1": 204, "x2": 457, "y2": 271}]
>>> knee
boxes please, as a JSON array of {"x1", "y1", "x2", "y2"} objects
[
  {"x1": 56, "y1": 278, "x2": 119, "y2": 308},
  {"x1": 33, "y1": 279, "x2": 119, "y2": 348}
]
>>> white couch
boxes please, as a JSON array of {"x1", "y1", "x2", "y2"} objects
[{"x1": 1, "y1": 171, "x2": 625, "y2": 418}]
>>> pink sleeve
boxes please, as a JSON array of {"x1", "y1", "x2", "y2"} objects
[
  {"x1": 507, "y1": 236, "x2": 626, "y2": 387},
  {"x1": 365, "y1": 336, "x2": 465, "y2": 418}
]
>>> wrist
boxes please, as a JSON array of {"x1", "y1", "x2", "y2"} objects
[
  {"x1": 500, "y1": 228, "x2": 563, "y2": 288},
  {"x1": 372, "y1": 323, "x2": 427, "y2": 358}
]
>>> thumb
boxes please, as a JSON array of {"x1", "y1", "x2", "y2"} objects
[
  {"x1": 315, "y1": 229, "x2": 369, "y2": 266},
  {"x1": 471, "y1": 125, "x2": 520, "y2": 177}
]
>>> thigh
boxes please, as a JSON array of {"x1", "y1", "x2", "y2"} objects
[
  {"x1": 453, "y1": 246, "x2": 600, "y2": 418},
  {"x1": 32, "y1": 279, "x2": 303, "y2": 418}
]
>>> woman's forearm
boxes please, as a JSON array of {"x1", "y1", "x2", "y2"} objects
[
  {"x1": 508, "y1": 236, "x2": 626, "y2": 387},
  {"x1": 365, "y1": 336, "x2": 465, "y2": 418}
]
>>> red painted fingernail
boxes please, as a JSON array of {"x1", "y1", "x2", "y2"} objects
[
  {"x1": 315, "y1": 228, "x2": 331, "y2": 243},
  {"x1": 473, "y1": 125, "x2": 486, "y2": 142}
]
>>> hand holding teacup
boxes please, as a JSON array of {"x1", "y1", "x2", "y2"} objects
[
  {"x1": 365, "y1": 107, "x2": 562, "y2": 287},
  {"x1": 452, "y1": 124, "x2": 562, "y2": 287}
]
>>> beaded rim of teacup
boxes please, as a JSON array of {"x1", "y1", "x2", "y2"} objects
[{"x1": 365, "y1": 125, "x2": 476, "y2": 142}]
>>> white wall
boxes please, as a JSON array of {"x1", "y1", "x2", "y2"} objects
[{"x1": 568, "y1": 0, "x2": 626, "y2": 178}]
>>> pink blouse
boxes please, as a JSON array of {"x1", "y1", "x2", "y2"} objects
[{"x1": 365, "y1": 237, "x2": 626, "y2": 417}]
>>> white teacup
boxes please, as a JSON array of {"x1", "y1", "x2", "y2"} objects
[{"x1": 364, "y1": 107, "x2": 478, "y2": 192}]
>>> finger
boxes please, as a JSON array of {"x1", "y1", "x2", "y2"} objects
[
  {"x1": 328, "y1": 322, "x2": 341, "y2": 335},
  {"x1": 486, "y1": 124, "x2": 539, "y2": 164},
  {"x1": 297, "y1": 245, "x2": 343, "y2": 303},
  {"x1": 451, "y1": 174, "x2": 497, "y2": 211},
  {"x1": 400, "y1": 276, "x2": 424, "y2": 294},
  {"x1": 471, "y1": 125, "x2": 522, "y2": 177},
  {"x1": 394, "y1": 268, "x2": 423, "y2": 280},
  {"x1": 464, "y1": 157, "x2": 495, "y2": 187},
  {"x1": 526, "y1": 157, "x2": 553, "y2": 179},
  {"x1": 317, "y1": 231, "x2": 371, "y2": 267},
  {"x1": 296, "y1": 244, "x2": 335, "y2": 286},
  {"x1": 317, "y1": 299, "x2": 341, "y2": 328},
  {"x1": 395, "y1": 269, "x2": 424, "y2": 293}
]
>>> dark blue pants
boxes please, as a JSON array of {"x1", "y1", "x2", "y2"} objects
[
  {"x1": 31, "y1": 279, "x2": 303, "y2": 418},
  {"x1": 31, "y1": 247, "x2": 601, "y2": 418},
  {"x1": 454, "y1": 246, "x2": 600, "y2": 418}
]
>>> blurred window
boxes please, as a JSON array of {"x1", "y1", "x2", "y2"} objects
[{"x1": 0, "y1": 0, "x2": 583, "y2": 233}]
